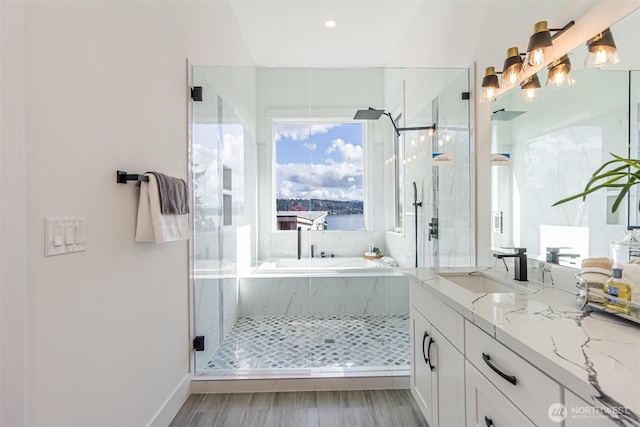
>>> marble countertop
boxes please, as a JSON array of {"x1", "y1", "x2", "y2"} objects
[{"x1": 404, "y1": 266, "x2": 640, "y2": 424}]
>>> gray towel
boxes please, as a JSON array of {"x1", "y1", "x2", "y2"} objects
[{"x1": 147, "y1": 172, "x2": 189, "y2": 215}]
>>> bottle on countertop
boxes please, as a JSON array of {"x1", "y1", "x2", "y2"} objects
[{"x1": 604, "y1": 268, "x2": 632, "y2": 315}]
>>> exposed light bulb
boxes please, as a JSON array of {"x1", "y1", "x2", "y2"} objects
[
  {"x1": 486, "y1": 87, "x2": 495, "y2": 99},
  {"x1": 525, "y1": 88, "x2": 536, "y2": 99},
  {"x1": 594, "y1": 48, "x2": 608, "y2": 66},
  {"x1": 531, "y1": 49, "x2": 545, "y2": 66}
]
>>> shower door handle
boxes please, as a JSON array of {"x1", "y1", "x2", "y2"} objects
[{"x1": 428, "y1": 218, "x2": 438, "y2": 241}]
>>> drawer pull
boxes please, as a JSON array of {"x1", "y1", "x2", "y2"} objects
[
  {"x1": 427, "y1": 337, "x2": 435, "y2": 371},
  {"x1": 482, "y1": 353, "x2": 517, "y2": 385},
  {"x1": 484, "y1": 416, "x2": 493, "y2": 427},
  {"x1": 422, "y1": 332, "x2": 430, "y2": 365}
]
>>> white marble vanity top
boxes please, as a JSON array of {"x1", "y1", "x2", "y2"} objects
[{"x1": 404, "y1": 266, "x2": 640, "y2": 423}]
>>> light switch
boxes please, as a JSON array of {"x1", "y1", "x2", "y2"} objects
[
  {"x1": 75, "y1": 225, "x2": 85, "y2": 244},
  {"x1": 64, "y1": 226, "x2": 74, "y2": 245},
  {"x1": 54, "y1": 227, "x2": 64, "y2": 247}
]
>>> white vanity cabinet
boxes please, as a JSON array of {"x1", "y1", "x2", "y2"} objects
[{"x1": 410, "y1": 282, "x2": 465, "y2": 427}]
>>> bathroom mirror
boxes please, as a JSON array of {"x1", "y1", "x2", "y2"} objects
[{"x1": 491, "y1": 8, "x2": 640, "y2": 267}]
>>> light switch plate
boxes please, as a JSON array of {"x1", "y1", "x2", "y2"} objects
[
  {"x1": 45, "y1": 217, "x2": 87, "y2": 256},
  {"x1": 46, "y1": 219, "x2": 66, "y2": 256}
]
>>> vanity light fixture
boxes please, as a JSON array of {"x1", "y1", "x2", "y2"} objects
[
  {"x1": 480, "y1": 66, "x2": 501, "y2": 103},
  {"x1": 585, "y1": 28, "x2": 620, "y2": 69},
  {"x1": 546, "y1": 55, "x2": 575, "y2": 88},
  {"x1": 520, "y1": 74, "x2": 542, "y2": 103},
  {"x1": 524, "y1": 20, "x2": 575, "y2": 68},
  {"x1": 501, "y1": 47, "x2": 525, "y2": 88}
]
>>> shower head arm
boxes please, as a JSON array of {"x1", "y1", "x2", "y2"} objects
[
  {"x1": 383, "y1": 112, "x2": 436, "y2": 137},
  {"x1": 382, "y1": 112, "x2": 402, "y2": 137},
  {"x1": 397, "y1": 124, "x2": 437, "y2": 133}
]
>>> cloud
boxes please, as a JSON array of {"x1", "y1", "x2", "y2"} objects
[
  {"x1": 326, "y1": 138, "x2": 363, "y2": 162},
  {"x1": 276, "y1": 160, "x2": 363, "y2": 201},
  {"x1": 275, "y1": 123, "x2": 337, "y2": 141},
  {"x1": 303, "y1": 142, "x2": 317, "y2": 151}
]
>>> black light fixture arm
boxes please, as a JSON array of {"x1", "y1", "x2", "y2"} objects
[
  {"x1": 550, "y1": 21, "x2": 575, "y2": 41},
  {"x1": 383, "y1": 112, "x2": 436, "y2": 137}
]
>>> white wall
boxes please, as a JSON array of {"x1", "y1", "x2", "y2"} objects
[
  {"x1": 1, "y1": 2, "x2": 27, "y2": 426},
  {"x1": 1, "y1": 1, "x2": 254, "y2": 426}
]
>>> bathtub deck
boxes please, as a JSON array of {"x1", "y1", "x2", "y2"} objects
[{"x1": 203, "y1": 314, "x2": 410, "y2": 373}]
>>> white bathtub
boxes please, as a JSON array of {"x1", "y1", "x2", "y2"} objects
[{"x1": 253, "y1": 256, "x2": 394, "y2": 276}]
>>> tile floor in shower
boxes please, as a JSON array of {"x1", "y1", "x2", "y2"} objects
[{"x1": 204, "y1": 314, "x2": 410, "y2": 372}]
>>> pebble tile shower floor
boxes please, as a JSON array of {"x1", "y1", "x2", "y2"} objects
[{"x1": 205, "y1": 314, "x2": 410, "y2": 372}]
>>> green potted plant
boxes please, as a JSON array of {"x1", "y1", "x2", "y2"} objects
[{"x1": 553, "y1": 152, "x2": 640, "y2": 212}]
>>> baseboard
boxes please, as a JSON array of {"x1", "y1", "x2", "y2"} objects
[
  {"x1": 191, "y1": 375, "x2": 410, "y2": 394},
  {"x1": 147, "y1": 373, "x2": 192, "y2": 427}
]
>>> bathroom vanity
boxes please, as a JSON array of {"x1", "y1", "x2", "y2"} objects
[{"x1": 406, "y1": 267, "x2": 638, "y2": 427}]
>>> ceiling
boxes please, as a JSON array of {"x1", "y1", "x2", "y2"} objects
[{"x1": 226, "y1": 0, "x2": 604, "y2": 68}]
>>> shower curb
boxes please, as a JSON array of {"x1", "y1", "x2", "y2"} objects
[{"x1": 190, "y1": 374, "x2": 409, "y2": 394}]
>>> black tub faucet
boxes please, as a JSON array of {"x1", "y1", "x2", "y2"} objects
[{"x1": 493, "y1": 248, "x2": 528, "y2": 281}]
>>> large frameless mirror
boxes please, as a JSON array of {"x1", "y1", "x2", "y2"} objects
[{"x1": 490, "y1": 9, "x2": 640, "y2": 268}]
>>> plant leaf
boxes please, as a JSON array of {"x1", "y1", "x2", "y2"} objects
[{"x1": 612, "y1": 177, "x2": 636, "y2": 213}]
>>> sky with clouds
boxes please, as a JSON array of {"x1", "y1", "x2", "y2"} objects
[{"x1": 275, "y1": 123, "x2": 363, "y2": 201}]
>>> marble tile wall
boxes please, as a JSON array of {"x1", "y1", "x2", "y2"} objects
[{"x1": 239, "y1": 275, "x2": 408, "y2": 317}]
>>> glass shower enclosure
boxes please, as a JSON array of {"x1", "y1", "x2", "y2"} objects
[{"x1": 189, "y1": 65, "x2": 473, "y2": 377}]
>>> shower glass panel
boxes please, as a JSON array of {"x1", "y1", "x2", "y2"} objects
[
  {"x1": 429, "y1": 70, "x2": 472, "y2": 267},
  {"x1": 191, "y1": 66, "x2": 252, "y2": 374},
  {"x1": 398, "y1": 69, "x2": 471, "y2": 268}
]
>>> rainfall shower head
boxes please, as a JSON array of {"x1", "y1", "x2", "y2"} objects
[
  {"x1": 492, "y1": 108, "x2": 526, "y2": 121},
  {"x1": 354, "y1": 108, "x2": 385, "y2": 120}
]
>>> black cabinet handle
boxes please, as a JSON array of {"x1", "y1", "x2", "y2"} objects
[
  {"x1": 427, "y1": 338, "x2": 435, "y2": 371},
  {"x1": 482, "y1": 353, "x2": 517, "y2": 385},
  {"x1": 422, "y1": 332, "x2": 429, "y2": 365},
  {"x1": 484, "y1": 416, "x2": 493, "y2": 426}
]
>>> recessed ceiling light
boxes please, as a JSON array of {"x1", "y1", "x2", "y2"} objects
[{"x1": 324, "y1": 20, "x2": 337, "y2": 29}]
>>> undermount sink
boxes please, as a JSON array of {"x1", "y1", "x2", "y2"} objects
[{"x1": 437, "y1": 273, "x2": 525, "y2": 294}]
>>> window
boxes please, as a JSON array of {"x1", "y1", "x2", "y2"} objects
[{"x1": 274, "y1": 121, "x2": 364, "y2": 231}]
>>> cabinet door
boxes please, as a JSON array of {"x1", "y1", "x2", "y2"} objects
[
  {"x1": 431, "y1": 327, "x2": 465, "y2": 427},
  {"x1": 465, "y1": 361, "x2": 535, "y2": 427},
  {"x1": 410, "y1": 306, "x2": 435, "y2": 426}
]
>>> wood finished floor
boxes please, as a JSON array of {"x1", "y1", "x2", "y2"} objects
[{"x1": 169, "y1": 389, "x2": 428, "y2": 427}]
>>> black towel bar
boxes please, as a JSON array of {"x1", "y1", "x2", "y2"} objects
[{"x1": 117, "y1": 170, "x2": 149, "y2": 184}]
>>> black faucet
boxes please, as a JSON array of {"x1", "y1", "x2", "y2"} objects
[{"x1": 493, "y1": 248, "x2": 528, "y2": 281}]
